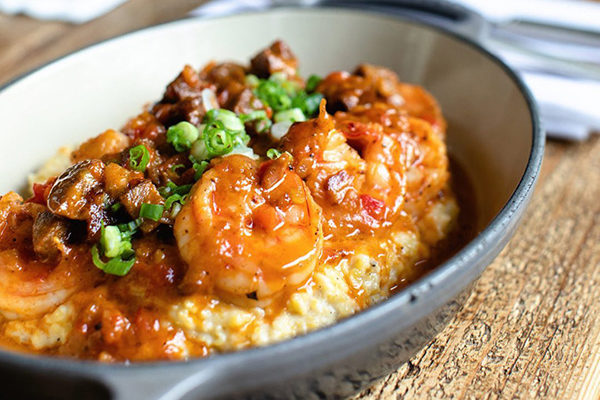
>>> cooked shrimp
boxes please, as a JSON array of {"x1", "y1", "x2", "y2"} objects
[
  {"x1": 281, "y1": 101, "x2": 406, "y2": 237},
  {"x1": 0, "y1": 249, "x2": 97, "y2": 320},
  {"x1": 0, "y1": 193, "x2": 98, "y2": 319},
  {"x1": 335, "y1": 103, "x2": 450, "y2": 223},
  {"x1": 174, "y1": 154, "x2": 323, "y2": 305},
  {"x1": 317, "y1": 64, "x2": 446, "y2": 132}
]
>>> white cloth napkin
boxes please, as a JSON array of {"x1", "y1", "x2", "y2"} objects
[
  {"x1": 0, "y1": 0, "x2": 126, "y2": 23},
  {"x1": 450, "y1": 0, "x2": 600, "y2": 139}
]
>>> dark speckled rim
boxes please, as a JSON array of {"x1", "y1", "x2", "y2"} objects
[{"x1": 0, "y1": 6, "x2": 544, "y2": 399}]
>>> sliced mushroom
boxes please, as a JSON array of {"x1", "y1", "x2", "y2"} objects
[
  {"x1": 32, "y1": 211, "x2": 72, "y2": 263},
  {"x1": 47, "y1": 159, "x2": 105, "y2": 220}
]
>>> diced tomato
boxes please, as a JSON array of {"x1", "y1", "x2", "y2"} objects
[
  {"x1": 360, "y1": 194, "x2": 386, "y2": 220},
  {"x1": 27, "y1": 178, "x2": 56, "y2": 205}
]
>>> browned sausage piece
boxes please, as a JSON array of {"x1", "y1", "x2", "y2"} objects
[
  {"x1": 250, "y1": 40, "x2": 298, "y2": 79},
  {"x1": 119, "y1": 180, "x2": 164, "y2": 232}
]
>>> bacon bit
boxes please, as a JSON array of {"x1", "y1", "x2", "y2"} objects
[
  {"x1": 27, "y1": 178, "x2": 56, "y2": 205},
  {"x1": 360, "y1": 194, "x2": 386, "y2": 221}
]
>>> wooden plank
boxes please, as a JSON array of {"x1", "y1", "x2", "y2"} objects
[{"x1": 0, "y1": 0, "x2": 209, "y2": 86}]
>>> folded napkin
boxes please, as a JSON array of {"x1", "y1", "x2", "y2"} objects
[
  {"x1": 0, "y1": 0, "x2": 126, "y2": 23},
  {"x1": 450, "y1": 0, "x2": 600, "y2": 139}
]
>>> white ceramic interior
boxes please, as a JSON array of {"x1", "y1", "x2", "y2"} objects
[{"x1": 0, "y1": 8, "x2": 532, "y2": 240}]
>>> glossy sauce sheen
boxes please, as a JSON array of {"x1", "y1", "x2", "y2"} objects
[{"x1": 0, "y1": 41, "x2": 473, "y2": 361}]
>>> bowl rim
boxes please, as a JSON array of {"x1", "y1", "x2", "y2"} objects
[{"x1": 0, "y1": 4, "x2": 544, "y2": 383}]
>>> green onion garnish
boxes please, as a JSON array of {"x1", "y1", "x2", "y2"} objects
[
  {"x1": 239, "y1": 110, "x2": 268, "y2": 123},
  {"x1": 266, "y1": 148, "x2": 282, "y2": 160},
  {"x1": 291, "y1": 92, "x2": 323, "y2": 117},
  {"x1": 159, "y1": 181, "x2": 192, "y2": 197},
  {"x1": 305, "y1": 75, "x2": 322, "y2": 93},
  {"x1": 139, "y1": 203, "x2": 164, "y2": 222},
  {"x1": 206, "y1": 109, "x2": 244, "y2": 132},
  {"x1": 100, "y1": 225, "x2": 132, "y2": 258},
  {"x1": 240, "y1": 110, "x2": 272, "y2": 134},
  {"x1": 92, "y1": 222, "x2": 139, "y2": 276},
  {"x1": 167, "y1": 121, "x2": 200, "y2": 152},
  {"x1": 164, "y1": 194, "x2": 183, "y2": 210},
  {"x1": 129, "y1": 145, "x2": 150, "y2": 172},
  {"x1": 91, "y1": 244, "x2": 135, "y2": 277},
  {"x1": 204, "y1": 121, "x2": 234, "y2": 156},
  {"x1": 110, "y1": 202, "x2": 122, "y2": 213},
  {"x1": 254, "y1": 74, "x2": 322, "y2": 118},
  {"x1": 117, "y1": 218, "x2": 143, "y2": 236},
  {"x1": 170, "y1": 163, "x2": 185, "y2": 173},
  {"x1": 274, "y1": 108, "x2": 306, "y2": 123},
  {"x1": 193, "y1": 160, "x2": 209, "y2": 180},
  {"x1": 245, "y1": 74, "x2": 260, "y2": 88},
  {"x1": 255, "y1": 79, "x2": 292, "y2": 112}
]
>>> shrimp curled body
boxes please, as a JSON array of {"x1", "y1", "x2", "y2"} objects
[{"x1": 174, "y1": 154, "x2": 323, "y2": 305}]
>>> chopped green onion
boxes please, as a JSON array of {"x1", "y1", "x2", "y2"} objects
[
  {"x1": 170, "y1": 202, "x2": 183, "y2": 217},
  {"x1": 255, "y1": 118, "x2": 272, "y2": 134},
  {"x1": 100, "y1": 225, "x2": 132, "y2": 258},
  {"x1": 291, "y1": 92, "x2": 323, "y2": 117},
  {"x1": 167, "y1": 121, "x2": 200, "y2": 152},
  {"x1": 305, "y1": 75, "x2": 322, "y2": 92},
  {"x1": 267, "y1": 148, "x2": 282, "y2": 160},
  {"x1": 117, "y1": 218, "x2": 143, "y2": 236},
  {"x1": 91, "y1": 245, "x2": 135, "y2": 277},
  {"x1": 204, "y1": 121, "x2": 234, "y2": 156},
  {"x1": 245, "y1": 74, "x2": 260, "y2": 88},
  {"x1": 205, "y1": 109, "x2": 244, "y2": 132},
  {"x1": 193, "y1": 160, "x2": 209, "y2": 180},
  {"x1": 255, "y1": 79, "x2": 292, "y2": 112},
  {"x1": 139, "y1": 203, "x2": 164, "y2": 222},
  {"x1": 269, "y1": 72, "x2": 288, "y2": 85},
  {"x1": 304, "y1": 93, "x2": 324, "y2": 116},
  {"x1": 110, "y1": 202, "x2": 122, "y2": 213},
  {"x1": 240, "y1": 110, "x2": 272, "y2": 134},
  {"x1": 170, "y1": 164, "x2": 185, "y2": 173},
  {"x1": 239, "y1": 110, "x2": 267, "y2": 123},
  {"x1": 164, "y1": 194, "x2": 183, "y2": 210},
  {"x1": 92, "y1": 221, "x2": 139, "y2": 277},
  {"x1": 159, "y1": 182, "x2": 192, "y2": 197},
  {"x1": 274, "y1": 108, "x2": 306, "y2": 123},
  {"x1": 129, "y1": 145, "x2": 150, "y2": 172},
  {"x1": 191, "y1": 139, "x2": 209, "y2": 161}
]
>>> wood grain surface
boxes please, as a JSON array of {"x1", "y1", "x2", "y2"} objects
[{"x1": 1, "y1": 1, "x2": 599, "y2": 399}]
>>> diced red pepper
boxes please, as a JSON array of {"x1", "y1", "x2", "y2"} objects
[
  {"x1": 360, "y1": 194, "x2": 386, "y2": 221},
  {"x1": 28, "y1": 178, "x2": 56, "y2": 205}
]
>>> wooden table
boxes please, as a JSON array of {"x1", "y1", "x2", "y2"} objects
[{"x1": 1, "y1": 1, "x2": 599, "y2": 398}]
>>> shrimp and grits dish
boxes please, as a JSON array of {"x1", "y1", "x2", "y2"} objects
[{"x1": 0, "y1": 41, "x2": 460, "y2": 362}]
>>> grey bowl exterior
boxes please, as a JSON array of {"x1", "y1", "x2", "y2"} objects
[{"x1": 0, "y1": 8, "x2": 543, "y2": 400}]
